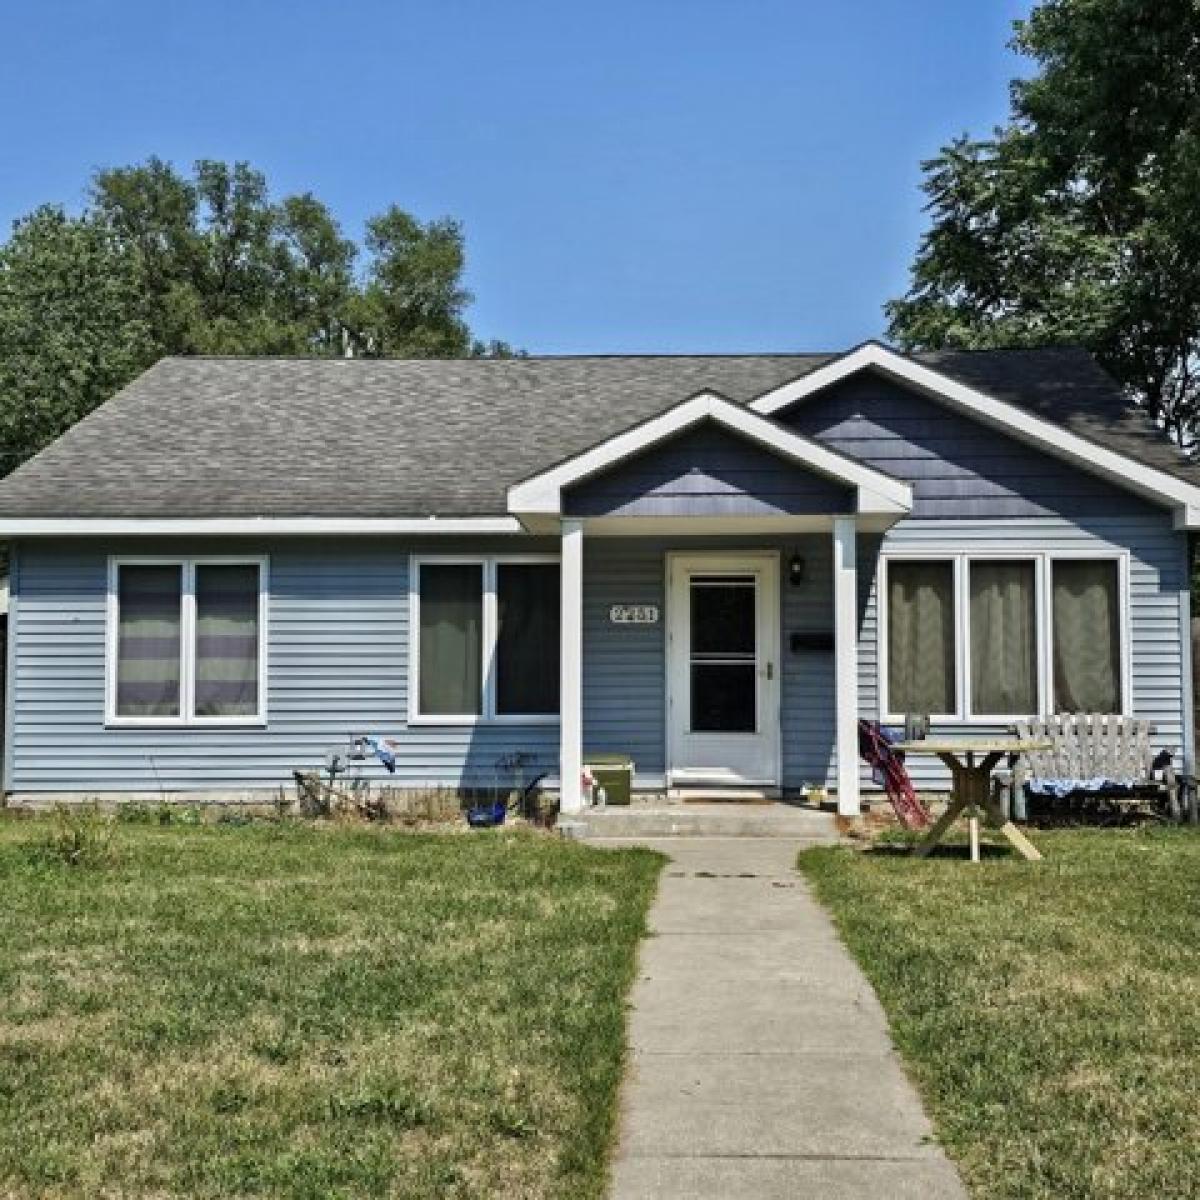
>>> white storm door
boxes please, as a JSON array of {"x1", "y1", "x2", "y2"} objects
[{"x1": 667, "y1": 554, "x2": 780, "y2": 785}]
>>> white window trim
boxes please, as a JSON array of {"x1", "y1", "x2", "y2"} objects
[
  {"x1": 878, "y1": 546, "x2": 1130, "y2": 725},
  {"x1": 409, "y1": 554, "x2": 561, "y2": 726},
  {"x1": 106, "y1": 555, "x2": 269, "y2": 728}
]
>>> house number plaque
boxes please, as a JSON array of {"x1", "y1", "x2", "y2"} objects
[{"x1": 609, "y1": 604, "x2": 659, "y2": 625}]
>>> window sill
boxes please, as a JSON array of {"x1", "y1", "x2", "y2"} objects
[
  {"x1": 407, "y1": 714, "x2": 559, "y2": 727},
  {"x1": 105, "y1": 717, "x2": 268, "y2": 730}
]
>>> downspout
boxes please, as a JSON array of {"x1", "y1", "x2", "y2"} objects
[
  {"x1": 2, "y1": 541, "x2": 18, "y2": 800},
  {"x1": 1185, "y1": 532, "x2": 1197, "y2": 822}
]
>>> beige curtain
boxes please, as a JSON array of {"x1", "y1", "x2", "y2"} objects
[
  {"x1": 1053, "y1": 560, "x2": 1120, "y2": 712},
  {"x1": 969, "y1": 561, "x2": 1037, "y2": 714},
  {"x1": 888, "y1": 561, "x2": 955, "y2": 714}
]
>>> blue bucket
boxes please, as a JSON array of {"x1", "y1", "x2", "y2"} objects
[{"x1": 466, "y1": 800, "x2": 507, "y2": 828}]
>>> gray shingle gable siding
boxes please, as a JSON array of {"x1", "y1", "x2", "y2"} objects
[
  {"x1": 563, "y1": 422, "x2": 854, "y2": 518},
  {"x1": 0, "y1": 348, "x2": 1190, "y2": 519},
  {"x1": 783, "y1": 374, "x2": 1165, "y2": 520}
]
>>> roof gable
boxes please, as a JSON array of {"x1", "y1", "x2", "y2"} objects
[
  {"x1": 751, "y1": 343, "x2": 1200, "y2": 528},
  {"x1": 784, "y1": 372, "x2": 1164, "y2": 521},
  {"x1": 562, "y1": 420, "x2": 857, "y2": 519},
  {"x1": 506, "y1": 391, "x2": 912, "y2": 522}
]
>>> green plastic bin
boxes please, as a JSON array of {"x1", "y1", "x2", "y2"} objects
[{"x1": 585, "y1": 752, "x2": 635, "y2": 806}]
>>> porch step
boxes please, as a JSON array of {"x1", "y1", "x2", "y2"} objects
[
  {"x1": 558, "y1": 802, "x2": 841, "y2": 840},
  {"x1": 671, "y1": 787, "x2": 777, "y2": 805}
]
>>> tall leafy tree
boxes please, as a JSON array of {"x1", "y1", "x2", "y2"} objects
[
  {"x1": 0, "y1": 206, "x2": 154, "y2": 474},
  {"x1": 0, "y1": 158, "x2": 512, "y2": 472},
  {"x1": 348, "y1": 207, "x2": 473, "y2": 357},
  {"x1": 887, "y1": 0, "x2": 1200, "y2": 449}
]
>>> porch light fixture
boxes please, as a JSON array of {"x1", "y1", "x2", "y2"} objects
[{"x1": 788, "y1": 553, "x2": 806, "y2": 586}]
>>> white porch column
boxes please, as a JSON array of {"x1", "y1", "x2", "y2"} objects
[
  {"x1": 832, "y1": 515, "x2": 861, "y2": 817},
  {"x1": 559, "y1": 518, "x2": 585, "y2": 813}
]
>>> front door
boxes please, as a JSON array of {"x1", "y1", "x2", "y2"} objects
[{"x1": 667, "y1": 553, "x2": 780, "y2": 786}]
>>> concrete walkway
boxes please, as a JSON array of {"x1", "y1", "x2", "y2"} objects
[{"x1": 601, "y1": 837, "x2": 966, "y2": 1199}]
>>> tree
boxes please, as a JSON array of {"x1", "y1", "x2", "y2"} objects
[
  {"x1": 348, "y1": 207, "x2": 472, "y2": 357},
  {"x1": 887, "y1": 0, "x2": 1200, "y2": 449},
  {"x1": 92, "y1": 158, "x2": 359, "y2": 355},
  {"x1": 0, "y1": 206, "x2": 154, "y2": 473},
  {"x1": 0, "y1": 158, "x2": 513, "y2": 473}
]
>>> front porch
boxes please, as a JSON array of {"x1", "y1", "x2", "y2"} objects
[
  {"x1": 557, "y1": 521, "x2": 875, "y2": 818},
  {"x1": 504, "y1": 390, "x2": 913, "y2": 820}
]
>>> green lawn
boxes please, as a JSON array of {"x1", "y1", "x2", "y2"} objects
[
  {"x1": 0, "y1": 815, "x2": 662, "y2": 1199},
  {"x1": 799, "y1": 829, "x2": 1200, "y2": 1200}
]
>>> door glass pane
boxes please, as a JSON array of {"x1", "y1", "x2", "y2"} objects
[
  {"x1": 419, "y1": 564, "x2": 483, "y2": 715},
  {"x1": 691, "y1": 664, "x2": 756, "y2": 732},
  {"x1": 1053, "y1": 560, "x2": 1120, "y2": 712},
  {"x1": 969, "y1": 560, "x2": 1037, "y2": 714},
  {"x1": 887, "y1": 561, "x2": 955, "y2": 714},
  {"x1": 496, "y1": 563, "x2": 560, "y2": 715},
  {"x1": 116, "y1": 565, "x2": 182, "y2": 717},
  {"x1": 195, "y1": 564, "x2": 261, "y2": 717},
  {"x1": 689, "y1": 575, "x2": 756, "y2": 732},
  {"x1": 690, "y1": 576, "x2": 755, "y2": 655}
]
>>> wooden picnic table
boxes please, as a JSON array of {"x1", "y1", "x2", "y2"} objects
[{"x1": 891, "y1": 737, "x2": 1052, "y2": 863}]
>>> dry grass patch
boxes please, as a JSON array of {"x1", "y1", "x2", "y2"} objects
[
  {"x1": 0, "y1": 818, "x2": 662, "y2": 1199},
  {"x1": 799, "y1": 828, "x2": 1200, "y2": 1199}
]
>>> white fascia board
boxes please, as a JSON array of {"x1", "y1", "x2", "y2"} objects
[
  {"x1": 506, "y1": 390, "x2": 913, "y2": 516},
  {"x1": 752, "y1": 342, "x2": 1200, "y2": 526},
  {"x1": 0, "y1": 516, "x2": 526, "y2": 537}
]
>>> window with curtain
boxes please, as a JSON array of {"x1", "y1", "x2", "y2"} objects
[
  {"x1": 1053, "y1": 560, "x2": 1121, "y2": 712},
  {"x1": 418, "y1": 563, "x2": 484, "y2": 716},
  {"x1": 969, "y1": 560, "x2": 1037, "y2": 714},
  {"x1": 194, "y1": 565, "x2": 261, "y2": 717},
  {"x1": 887, "y1": 561, "x2": 955, "y2": 715},
  {"x1": 116, "y1": 565, "x2": 183, "y2": 717},
  {"x1": 113, "y1": 559, "x2": 263, "y2": 721},
  {"x1": 496, "y1": 563, "x2": 560, "y2": 716}
]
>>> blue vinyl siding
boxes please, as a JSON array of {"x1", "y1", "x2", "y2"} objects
[
  {"x1": 782, "y1": 375, "x2": 1162, "y2": 521},
  {"x1": 9, "y1": 538, "x2": 561, "y2": 794},
  {"x1": 564, "y1": 423, "x2": 853, "y2": 518},
  {"x1": 8, "y1": 515, "x2": 1189, "y2": 796}
]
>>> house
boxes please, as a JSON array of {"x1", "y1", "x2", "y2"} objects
[{"x1": 0, "y1": 342, "x2": 1194, "y2": 816}]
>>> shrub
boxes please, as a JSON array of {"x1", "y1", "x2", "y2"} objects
[{"x1": 34, "y1": 805, "x2": 118, "y2": 868}]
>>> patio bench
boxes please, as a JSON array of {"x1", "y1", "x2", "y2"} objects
[{"x1": 1001, "y1": 714, "x2": 1180, "y2": 822}]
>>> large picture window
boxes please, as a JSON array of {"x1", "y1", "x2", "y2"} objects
[
  {"x1": 412, "y1": 556, "x2": 560, "y2": 722},
  {"x1": 882, "y1": 552, "x2": 1126, "y2": 721},
  {"x1": 109, "y1": 558, "x2": 266, "y2": 724}
]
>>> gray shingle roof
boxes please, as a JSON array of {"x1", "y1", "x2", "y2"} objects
[{"x1": 0, "y1": 347, "x2": 1192, "y2": 518}]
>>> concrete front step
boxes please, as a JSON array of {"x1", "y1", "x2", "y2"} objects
[{"x1": 558, "y1": 802, "x2": 840, "y2": 840}]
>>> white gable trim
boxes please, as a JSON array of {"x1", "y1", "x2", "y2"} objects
[
  {"x1": 506, "y1": 390, "x2": 913, "y2": 518},
  {"x1": 751, "y1": 342, "x2": 1200, "y2": 529}
]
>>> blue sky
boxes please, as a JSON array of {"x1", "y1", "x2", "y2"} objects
[{"x1": 0, "y1": 1, "x2": 1031, "y2": 353}]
